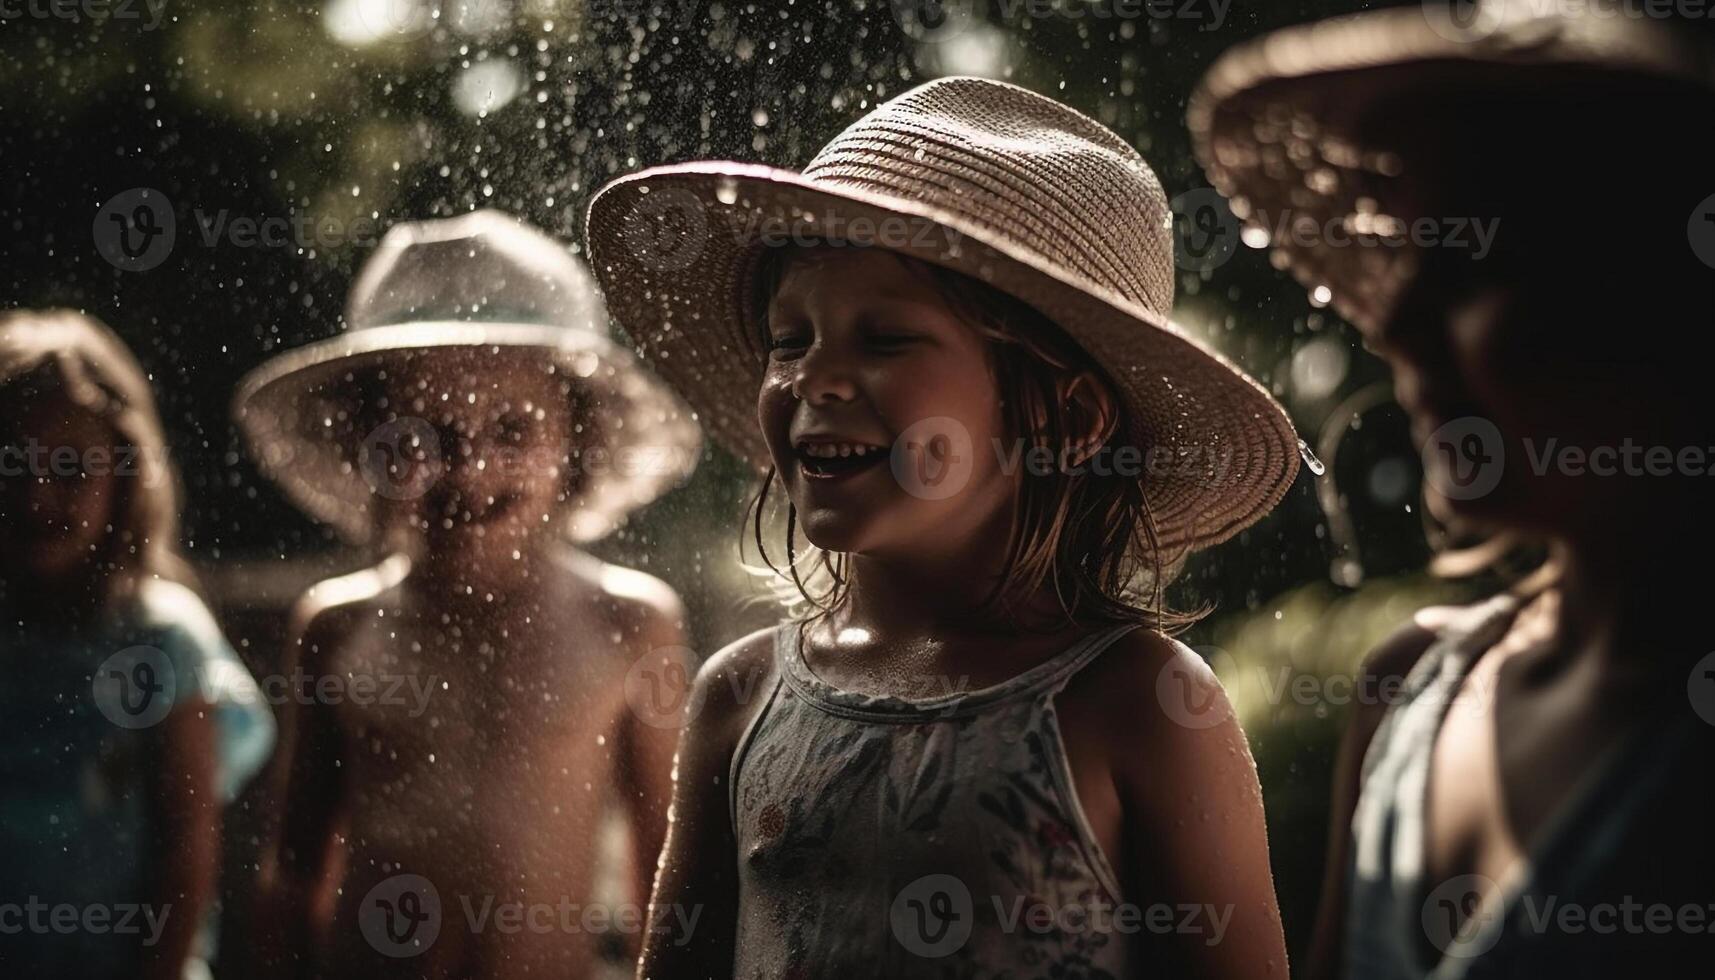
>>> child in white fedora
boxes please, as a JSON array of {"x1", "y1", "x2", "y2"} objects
[
  {"x1": 232, "y1": 211, "x2": 702, "y2": 979},
  {"x1": 1193, "y1": 4, "x2": 1715, "y2": 978},
  {"x1": 588, "y1": 76, "x2": 1303, "y2": 977}
]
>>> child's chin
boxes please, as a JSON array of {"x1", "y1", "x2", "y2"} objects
[{"x1": 796, "y1": 510, "x2": 876, "y2": 555}]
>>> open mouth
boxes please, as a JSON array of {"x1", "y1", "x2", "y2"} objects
[{"x1": 794, "y1": 440, "x2": 889, "y2": 480}]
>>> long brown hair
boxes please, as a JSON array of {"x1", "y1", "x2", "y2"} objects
[
  {"x1": 0, "y1": 309, "x2": 195, "y2": 612},
  {"x1": 746, "y1": 245, "x2": 1200, "y2": 634}
]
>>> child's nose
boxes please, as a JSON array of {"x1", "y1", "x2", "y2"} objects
[{"x1": 791, "y1": 343, "x2": 859, "y2": 404}]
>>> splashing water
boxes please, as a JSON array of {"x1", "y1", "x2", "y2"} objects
[{"x1": 1297, "y1": 439, "x2": 1326, "y2": 476}]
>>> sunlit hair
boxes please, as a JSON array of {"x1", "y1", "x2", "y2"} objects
[
  {"x1": 746, "y1": 244, "x2": 1200, "y2": 633},
  {"x1": 0, "y1": 309, "x2": 195, "y2": 610}
]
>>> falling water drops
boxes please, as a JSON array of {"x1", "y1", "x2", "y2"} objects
[{"x1": 1297, "y1": 439, "x2": 1326, "y2": 476}]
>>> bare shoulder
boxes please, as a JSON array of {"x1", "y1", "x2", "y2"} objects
[
  {"x1": 554, "y1": 546, "x2": 686, "y2": 632},
  {"x1": 288, "y1": 554, "x2": 410, "y2": 662},
  {"x1": 643, "y1": 624, "x2": 777, "y2": 769},
  {"x1": 1336, "y1": 602, "x2": 1464, "y2": 753},
  {"x1": 1069, "y1": 626, "x2": 1263, "y2": 816},
  {"x1": 1364, "y1": 604, "x2": 1460, "y2": 679},
  {"x1": 1060, "y1": 626, "x2": 1250, "y2": 782},
  {"x1": 1070, "y1": 625, "x2": 1219, "y2": 731},
  {"x1": 693, "y1": 625, "x2": 779, "y2": 728}
]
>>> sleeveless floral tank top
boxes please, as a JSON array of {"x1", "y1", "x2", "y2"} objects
[{"x1": 729, "y1": 619, "x2": 1142, "y2": 978}]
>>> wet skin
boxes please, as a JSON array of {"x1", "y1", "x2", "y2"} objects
[
  {"x1": 639, "y1": 248, "x2": 1291, "y2": 979},
  {"x1": 254, "y1": 364, "x2": 684, "y2": 980}
]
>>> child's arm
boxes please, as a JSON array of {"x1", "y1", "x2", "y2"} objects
[
  {"x1": 141, "y1": 699, "x2": 220, "y2": 980},
  {"x1": 1304, "y1": 617, "x2": 1443, "y2": 980},
  {"x1": 1110, "y1": 633, "x2": 1289, "y2": 979},
  {"x1": 610, "y1": 590, "x2": 692, "y2": 957},
  {"x1": 250, "y1": 595, "x2": 356, "y2": 979},
  {"x1": 635, "y1": 627, "x2": 776, "y2": 980}
]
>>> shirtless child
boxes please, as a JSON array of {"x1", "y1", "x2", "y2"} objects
[{"x1": 232, "y1": 211, "x2": 702, "y2": 978}]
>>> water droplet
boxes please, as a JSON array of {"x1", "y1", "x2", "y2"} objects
[
  {"x1": 1297, "y1": 439, "x2": 1326, "y2": 476},
  {"x1": 715, "y1": 178, "x2": 739, "y2": 206},
  {"x1": 1331, "y1": 557, "x2": 1365, "y2": 588}
]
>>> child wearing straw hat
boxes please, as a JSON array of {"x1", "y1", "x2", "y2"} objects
[
  {"x1": 1192, "y1": 4, "x2": 1715, "y2": 977},
  {"x1": 586, "y1": 76, "x2": 1303, "y2": 977},
  {"x1": 231, "y1": 211, "x2": 702, "y2": 979}
]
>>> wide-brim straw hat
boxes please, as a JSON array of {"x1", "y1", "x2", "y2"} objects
[
  {"x1": 233, "y1": 210, "x2": 701, "y2": 544},
  {"x1": 585, "y1": 76, "x2": 1302, "y2": 558},
  {"x1": 1189, "y1": 0, "x2": 1715, "y2": 331}
]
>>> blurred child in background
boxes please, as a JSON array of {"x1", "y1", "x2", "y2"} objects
[
  {"x1": 0, "y1": 310, "x2": 274, "y2": 980},
  {"x1": 1193, "y1": 5, "x2": 1715, "y2": 976},
  {"x1": 233, "y1": 211, "x2": 701, "y2": 979}
]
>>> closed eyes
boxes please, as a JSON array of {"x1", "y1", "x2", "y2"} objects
[
  {"x1": 766, "y1": 333, "x2": 810, "y2": 359},
  {"x1": 765, "y1": 330, "x2": 922, "y2": 356}
]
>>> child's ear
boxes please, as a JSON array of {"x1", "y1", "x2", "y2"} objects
[{"x1": 1060, "y1": 371, "x2": 1119, "y2": 466}]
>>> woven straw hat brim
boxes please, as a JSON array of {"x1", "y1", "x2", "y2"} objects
[
  {"x1": 232, "y1": 321, "x2": 701, "y2": 544},
  {"x1": 1189, "y1": 6, "x2": 1715, "y2": 330},
  {"x1": 586, "y1": 161, "x2": 1300, "y2": 557}
]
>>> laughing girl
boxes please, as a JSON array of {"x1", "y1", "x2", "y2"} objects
[{"x1": 588, "y1": 76, "x2": 1303, "y2": 978}]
